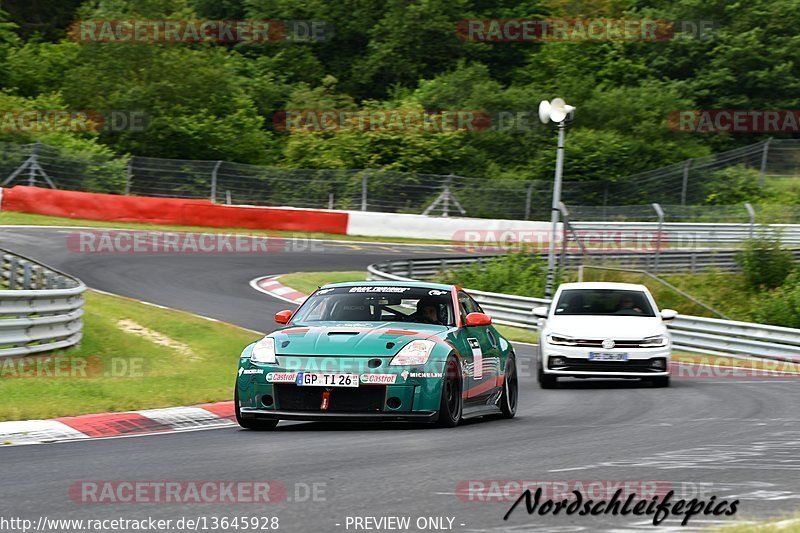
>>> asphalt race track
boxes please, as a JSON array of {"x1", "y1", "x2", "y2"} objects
[{"x1": 2, "y1": 227, "x2": 799, "y2": 532}]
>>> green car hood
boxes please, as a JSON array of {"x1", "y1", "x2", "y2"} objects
[{"x1": 268, "y1": 321, "x2": 449, "y2": 357}]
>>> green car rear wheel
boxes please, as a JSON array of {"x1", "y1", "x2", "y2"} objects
[{"x1": 500, "y1": 355, "x2": 518, "y2": 418}]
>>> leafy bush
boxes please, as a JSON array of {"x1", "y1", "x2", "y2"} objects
[
  {"x1": 703, "y1": 165, "x2": 764, "y2": 205},
  {"x1": 437, "y1": 251, "x2": 547, "y2": 297},
  {"x1": 754, "y1": 273, "x2": 800, "y2": 328},
  {"x1": 736, "y1": 234, "x2": 795, "y2": 290}
]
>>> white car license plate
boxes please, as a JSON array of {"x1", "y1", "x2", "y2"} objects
[
  {"x1": 588, "y1": 352, "x2": 628, "y2": 361},
  {"x1": 296, "y1": 372, "x2": 359, "y2": 387}
]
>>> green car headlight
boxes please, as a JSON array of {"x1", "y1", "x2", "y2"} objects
[
  {"x1": 390, "y1": 339, "x2": 435, "y2": 366},
  {"x1": 251, "y1": 337, "x2": 278, "y2": 364}
]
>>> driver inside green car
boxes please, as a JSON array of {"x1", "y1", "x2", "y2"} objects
[{"x1": 410, "y1": 299, "x2": 442, "y2": 325}]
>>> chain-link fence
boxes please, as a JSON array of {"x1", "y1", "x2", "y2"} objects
[
  {"x1": 1, "y1": 139, "x2": 799, "y2": 222},
  {"x1": 565, "y1": 203, "x2": 800, "y2": 224}
]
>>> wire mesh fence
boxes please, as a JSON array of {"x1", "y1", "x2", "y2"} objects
[{"x1": 1, "y1": 139, "x2": 799, "y2": 223}]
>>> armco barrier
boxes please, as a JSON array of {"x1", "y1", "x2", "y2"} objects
[
  {"x1": 0, "y1": 249, "x2": 86, "y2": 357},
  {"x1": 368, "y1": 249, "x2": 800, "y2": 276},
  {"x1": 367, "y1": 260, "x2": 800, "y2": 359},
  {"x1": 0, "y1": 186, "x2": 350, "y2": 234},
  {"x1": 571, "y1": 221, "x2": 800, "y2": 247}
]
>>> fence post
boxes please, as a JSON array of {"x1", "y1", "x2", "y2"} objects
[
  {"x1": 524, "y1": 181, "x2": 535, "y2": 220},
  {"x1": 8, "y1": 256, "x2": 17, "y2": 289},
  {"x1": 22, "y1": 261, "x2": 32, "y2": 290},
  {"x1": 652, "y1": 202, "x2": 664, "y2": 273},
  {"x1": 759, "y1": 137, "x2": 772, "y2": 189},
  {"x1": 681, "y1": 159, "x2": 692, "y2": 206},
  {"x1": 125, "y1": 156, "x2": 134, "y2": 195},
  {"x1": 361, "y1": 171, "x2": 369, "y2": 211},
  {"x1": 328, "y1": 193, "x2": 334, "y2": 210},
  {"x1": 744, "y1": 203, "x2": 756, "y2": 239},
  {"x1": 27, "y1": 142, "x2": 41, "y2": 187},
  {"x1": 210, "y1": 160, "x2": 222, "y2": 203},
  {"x1": 558, "y1": 202, "x2": 586, "y2": 257}
]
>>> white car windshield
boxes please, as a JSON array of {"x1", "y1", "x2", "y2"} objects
[{"x1": 554, "y1": 289, "x2": 655, "y2": 317}]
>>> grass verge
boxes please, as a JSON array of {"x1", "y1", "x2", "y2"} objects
[
  {"x1": 277, "y1": 271, "x2": 540, "y2": 344},
  {"x1": 0, "y1": 211, "x2": 452, "y2": 245},
  {"x1": 0, "y1": 290, "x2": 259, "y2": 421}
]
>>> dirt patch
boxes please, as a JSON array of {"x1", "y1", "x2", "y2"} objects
[{"x1": 117, "y1": 319, "x2": 199, "y2": 361}]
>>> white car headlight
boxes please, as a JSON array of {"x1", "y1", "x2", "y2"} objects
[
  {"x1": 390, "y1": 339, "x2": 435, "y2": 366},
  {"x1": 641, "y1": 335, "x2": 668, "y2": 348},
  {"x1": 251, "y1": 337, "x2": 278, "y2": 364},
  {"x1": 546, "y1": 334, "x2": 578, "y2": 346}
]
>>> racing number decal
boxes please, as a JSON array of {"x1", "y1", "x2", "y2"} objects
[{"x1": 468, "y1": 338, "x2": 483, "y2": 379}]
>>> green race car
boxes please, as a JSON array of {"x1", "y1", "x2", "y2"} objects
[{"x1": 235, "y1": 281, "x2": 518, "y2": 429}]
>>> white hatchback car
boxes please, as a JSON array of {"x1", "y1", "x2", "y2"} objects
[{"x1": 534, "y1": 282, "x2": 677, "y2": 388}]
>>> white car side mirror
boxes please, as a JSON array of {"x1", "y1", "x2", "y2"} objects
[
  {"x1": 660, "y1": 309, "x2": 678, "y2": 321},
  {"x1": 532, "y1": 306, "x2": 549, "y2": 318}
]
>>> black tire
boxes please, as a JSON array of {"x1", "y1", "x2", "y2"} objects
[
  {"x1": 648, "y1": 375, "x2": 670, "y2": 388},
  {"x1": 235, "y1": 382, "x2": 279, "y2": 430},
  {"x1": 538, "y1": 355, "x2": 557, "y2": 389},
  {"x1": 499, "y1": 354, "x2": 518, "y2": 418},
  {"x1": 436, "y1": 356, "x2": 463, "y2": 428}
]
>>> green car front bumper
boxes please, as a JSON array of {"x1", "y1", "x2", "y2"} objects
[{"x1": 237, "y1": 356, "x2": 447, "y2": 422}]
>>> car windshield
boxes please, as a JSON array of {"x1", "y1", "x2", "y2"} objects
[
  {"x1": 292, "y1": 286, "x2": 455, "y2": 326},
  {"x1": 554, "y1": 289, "x2": 655, "y2": 317}
]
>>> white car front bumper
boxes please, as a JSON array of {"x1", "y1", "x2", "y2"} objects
[{"x1": 540, "y1": 343, "x2": 671, "y2": 377}]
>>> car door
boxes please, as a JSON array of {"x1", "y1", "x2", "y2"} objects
[{"x1": 457, "y1": 291, "x2": 500, "y2": 399}]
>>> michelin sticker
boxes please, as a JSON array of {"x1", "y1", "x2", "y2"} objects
[
  {"x1": 468, "y1": 338, "x2": 483, "y2": 379},
  {"x1": 242, "y1": 369, "x2": 264, "y2": 375},
  {"x1": 400, "y1": 370, "x2": 442, "y2": 380}
]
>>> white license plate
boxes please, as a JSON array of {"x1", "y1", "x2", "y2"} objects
[
  {"x1": 296, "y1": 372, "x2": 359, "y2": 387},
  {"x1": 588, "y1": 352, "x2": 628, "y2": 361}
]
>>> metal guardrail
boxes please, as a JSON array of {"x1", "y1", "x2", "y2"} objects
[
  {"x1": 0, "y1": 249, "x2": 86, "y2": 357},
  {"x1": 571, "y1": 221, "x2": 800, "y2": 246},
  {"x1": 668, "y1": 316, "x2": 800, "y2": 360},
  {"x1": 367, "y1": 260, "x2": 800, "y2": 359},
  {"x1": 369, "y1": 248, "x2": 800, "y2": 277}
]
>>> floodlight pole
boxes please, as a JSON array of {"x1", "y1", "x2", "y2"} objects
[{"x1": 544, "y1": 121, "x2": 566, "y2": 299}]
